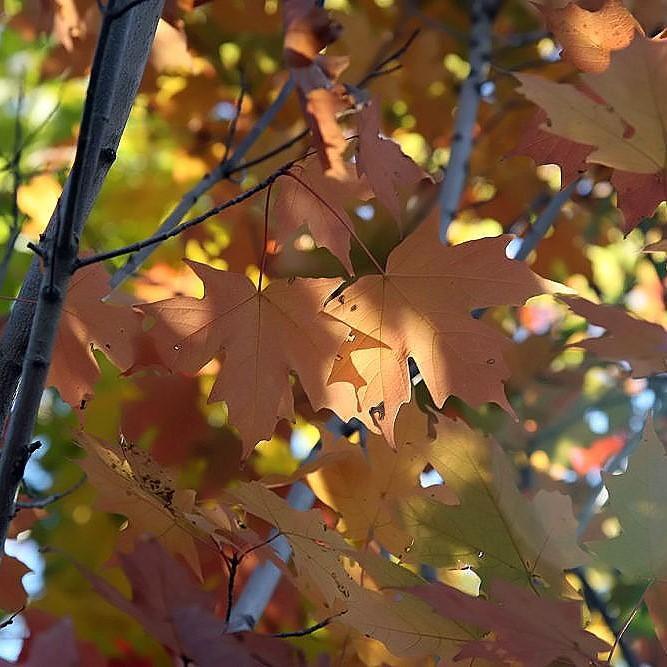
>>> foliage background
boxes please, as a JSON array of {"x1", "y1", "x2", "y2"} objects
[{"x1": 0, "y1": 0, "x2": 665, "y2": 664}]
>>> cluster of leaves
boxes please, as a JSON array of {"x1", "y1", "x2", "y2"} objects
[{"x1": 2, "y1": 0, "x2": 667, "y2": 665}]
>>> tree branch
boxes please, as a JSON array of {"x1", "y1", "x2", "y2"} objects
[
  {"x1": 439, "y1": 0, "x2": 501, "y2": 243},
  {"x1": 573, "y1": 566, "x2": 640, "y2": 667},
  {"x1": 0, "y1": 606, "x2": 25, "y2": 630},
  {"x1": 0, "y1": 0, "x2": 164, "y2": 443},
  {"x1": 0, "y1": 0, "x2": 164, "y2": 557}
]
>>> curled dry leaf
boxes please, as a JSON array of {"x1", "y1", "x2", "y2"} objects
[
  {"x1": 355, "y1": 101, "x2": 429, "y2": 226},
  {"x1": 273, "y1": 156, "x2": 371, "y2": 274},
  {"x1": 76, "y1": 433, "x2": 245, "y2": 578}
]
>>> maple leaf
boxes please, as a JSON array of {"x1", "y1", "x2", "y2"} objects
[
  {"x1": 228, "y1": 481, "x2": 479, "y2": 659},
  {"x1": 394, "y1": 415, "x2": 589, "y2": 590},
  {"x1": 514, "y1": 34, "x2": 667, "y2": 230},
  {"x1": 355, "y1": 102, "x2": 428, "y2": 225},
  {"x1": 306, "y1": 403, "x2": 458, "y2": 555},
  {"x1": 408, "y1": 579, "x2": 609, "y2": 666},
  {"x1": 588, "y1": 417, "x2": 667, "y2": 580},
  {"x1": 273, "y1": 156, "x2": 371, "y2": 273},
  {"x1": 324, "y1": 217, "x2": 564, "y2": 443},
  {"x1": 540, "y1": 0, "x2": 640, "y2": 73},
  {"x1": 81, "y1": 538, "x2": 301, "y2": 666},
  {"x1": 563, "y1": 296, "x2": 667, "y2": 376},
  {"x1": 76, "y1": 433, "x2": 243, "y2": 577},
  {"x1": 49, "y1": 263, "x2": 142, "y2": 408},
  {"x1": 139, "y1": 260, "x2": 357, "y2": 454},
  {"x1": 283, "y1": 0, "x2": 349, "y2": 179}
]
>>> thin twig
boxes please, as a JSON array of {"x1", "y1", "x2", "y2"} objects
[
  {"x1": 0, "y1": 606, "x2": 25, "y2": 630},
  {"x1": 16, "y1": 99, "x2": 61, "y2": 155},
  {"x1": 258, "y1": 182, "x2": 274, "y2": 292},
  {"x1": 439, "y1": 0, "x2": 501, "y2": 243},
  {"x1": 228, "y1": 128, "x2": 308, "y2": 175},
  {"x1": 74, "y1": 165, "x2": 291, "y2": 270},
  {"x1": 222, "y1": 76, "x2": 246, "y2": 165},
  {"x1": 14, "y1": 475, "x2": 86, "y2": 512},
  {"x1": 404, "y1": 0, "x2": 467, "y2": 43},
  {"x1": 357, "y1": 29, "x2": 420, "y2": 88},
  {"x1": 269, "y1": 611, "x2": 347, "y2": 639},
  {"x1": 224, "y1": 553, "x2": 240, "y2": 625},
  {"x1": 227, "y1": 481, "x2": 316, "y2": 632}
]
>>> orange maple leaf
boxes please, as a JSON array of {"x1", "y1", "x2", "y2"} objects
[
  {"x1": 324, "y1": 218, "x2": 564, "y2": 443},
  {"x1": 139, "y1": 260, "x2": 356, "y2": 454}
]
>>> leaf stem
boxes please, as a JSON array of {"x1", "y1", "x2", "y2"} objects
[{"x1": 258, "y1": 182, "x2": 275, "y2": 293}]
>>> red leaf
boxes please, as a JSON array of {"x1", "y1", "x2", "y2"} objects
[{"x1": 408, "y1": 579, "x2": 609, "y2": 666}]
